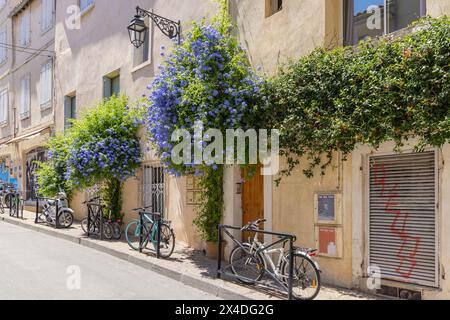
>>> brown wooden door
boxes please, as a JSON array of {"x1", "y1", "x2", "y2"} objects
[{"x1": 242, "y1": 165, "x2": 264, "y2": 242}]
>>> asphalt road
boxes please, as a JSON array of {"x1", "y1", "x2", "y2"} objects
[{"x1": 0, "y1": 222, "x2": 219, "y2": 300}]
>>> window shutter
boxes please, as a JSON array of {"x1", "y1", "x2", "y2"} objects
[
  {"x1": 369, "y1": 151, "x2": 438, "y2": 287},
  {"x1": 103, "y1": 77, "x2": 111, "y2": 99},
  {"x1": 112, "y1": 76, "x2": 120, "y2": 96},
  {"x1": 0, "y1": 31, "x2": 6, "y2": 62},
  {"x1": 20, "y1": 77, "x2": 26, "y2": 115},
  {"x1": 64, "y1": 96, "x2": 70, "y2": 129},
  {"x1": 22, "y1": 12, "x2": 30, "y2": 46},
  {"x1": 0, "y1": 90, "x2": 8, "y2": 124},
  {"x1": 40, "y1": 62, "x2": 52, "y2": 106},
  {"x1": 40, "y1": 65, "x2": 45, "y2": 104},
  {"x1": 42, "y1": 0, "x2": 54, "y2": 31}
]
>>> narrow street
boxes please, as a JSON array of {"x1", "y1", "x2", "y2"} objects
[{"x1": 0, "y1": 223, "x2": 219, "y2": 300}]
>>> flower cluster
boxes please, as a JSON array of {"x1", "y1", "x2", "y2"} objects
[
  {"x1": 68, "y1": 135, "x2": 141, "y2": 187},
  {"x1": 146, "y1": 23, "x2": 265, "y2": 176}
]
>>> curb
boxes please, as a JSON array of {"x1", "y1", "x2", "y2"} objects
[{"x1": 0, "y1": 215, "x2": 255, "y2": 300}]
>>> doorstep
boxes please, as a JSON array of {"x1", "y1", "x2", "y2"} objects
[{"x1": 0, "y1": 210, "x2": 377, "y2": 300}]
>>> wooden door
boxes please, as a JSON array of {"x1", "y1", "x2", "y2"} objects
[{"x1": 242, "y1": 165, "x2": 264, "y2": 241}]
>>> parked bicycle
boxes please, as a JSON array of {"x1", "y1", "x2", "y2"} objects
[
  {"x1": 0, "y1": 183, "x2": 18, "y2": 214},
  {"x1": 81, "y1": 197, "x2": 121, "y2": 240},
  {"x1": 37, "y1": 192, "x2": 74, "y2": 228},
  {"x1": 125, "y1": 206, "x2": 175, "y2": 259},
  {"x1": 229, "y1": 219, "x2": 321, "y2": 300}
]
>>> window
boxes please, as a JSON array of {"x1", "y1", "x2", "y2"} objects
[
  {"x1": 103, "y1": 73, "x2": 120, "y2": 98},
  {"x1": 19, "y1": 9, "x2": 31, "y2": 47},
  {"x1": 0, "y1": 29, "x2": 7, "y2": 64},
  {"x1": 0, "y1": 88, "x2": 8, "y2": 126},
  {"x1": 40, "y1": 61, "x2": 52, "y2": 108},
  {"x1": 64, "y1": 94, "x2": 76, "y2": 130},
  {"x1": 41, "y1": 0, "x2": 54, "y2": 33},
  {"x1": 80, "y1": 0, "x2": 94, "y2": 12},
  {"x1": 20, "y1": 75, "x2": 30, "y2": 119},
  {"x1": 265, "y1": 0, "x2": 283, "y2": 17},
  {"x1": 344, "y1": 0, "x2": 427, "y2": 45}
]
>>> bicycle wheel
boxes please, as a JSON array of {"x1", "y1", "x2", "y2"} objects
[
  {"x1": 125, "y1": 220, "x2": 148, "y2": 251},
  {"x1": 4, "y1": 194, "x2": 13, "y2": 210},
  {"x1": 151, "y1": 223, "x2": 175, "y2": 259},
  {"x1": 282, "y1": 254, "x2": 321, "y2": 300},
  {"x1": 81, "y1": 218, "x2": 89, "y2": 234},
  {"x1": 229, "y1": 244, "x2": 265, "y2": 285},
  {"x1": 81, "y1": 217, "x2": 99, "y2": 234},
  {"x1": 112, "y1": 222, "x2": 122, "y2": 240},
  {"x1": 102, "y1": 222, "x2": 114, "y2": 240}
]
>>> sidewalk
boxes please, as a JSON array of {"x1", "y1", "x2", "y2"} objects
[{"x1": 0, "y1": 210, "x2": 378, "y2": 300}]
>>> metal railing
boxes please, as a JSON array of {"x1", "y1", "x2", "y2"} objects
[
  {"x1": 8, "y1": 192, "x2": 24, "y2": 220},
  {"x1": 35, "y1": 197, "x2": 60, "y2": 229}
]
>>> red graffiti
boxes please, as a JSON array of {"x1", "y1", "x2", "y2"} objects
[{"x1": 373, "y1": 163, "x2": 421, "y2": 279}]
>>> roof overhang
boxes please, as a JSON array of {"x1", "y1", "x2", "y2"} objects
[{"x1": 6, "y1": 127, "x2": 50, "y2": 145}]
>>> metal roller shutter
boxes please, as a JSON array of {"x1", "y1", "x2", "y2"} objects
[{"x1": 369, "y1": 151, "x2": 438, "y2": 287}]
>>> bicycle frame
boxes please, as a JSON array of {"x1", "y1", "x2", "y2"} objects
[
  {"x1": 138, "y1": 212, "x2": 162, "y2": 258},
  {"x1": 248, "y1": 237, "x2": 290, "y2": 281}
]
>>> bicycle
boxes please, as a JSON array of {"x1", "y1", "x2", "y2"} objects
[
  {"x1": 229, "y1": 219, "x2": 321, "y2": 300},
  {"x1": 1, "y1": 183, "x2": 18, "y2": 215},
  {"x1": 0, "y1": 184, "x2": 6, "y2": 215},
  {"x1": 125, "y1": 206, "x2": 175, "y2": 259},
  {"x1": 106, "y1": 207, "x2": 122, "y2": 240}
]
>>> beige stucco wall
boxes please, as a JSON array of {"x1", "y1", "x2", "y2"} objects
[
  {"x1": 230, "y1": 0, "x2": 343, "y2": 74},
  {"x1": 0, "y1": 0, "x2": 55, "y2": 198},
  {"x1": 428, "y1": 0, "x2": 450, "y2": 17},
  {"x1": 0, "y1": 0, "x2": 19, "y2": 144},
  {"x1": 270, "y1": 155, "x2": 353, "y2": 288},
  {"x1": 54, "y1": 0, "x2": 219, "y2": 249},
  {"x1": 229, "y1": 0, "x2": 450, "y2": 295}
]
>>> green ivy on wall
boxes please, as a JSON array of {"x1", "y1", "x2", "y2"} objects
[{"x1": 269, "y1": 17, "x2": 450, "y2": 179}]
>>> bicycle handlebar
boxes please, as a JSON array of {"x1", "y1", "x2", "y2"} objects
[
  {"x1": 241, "y1": 218, "x2": 267, "y2": 231},
  {"x1": 82, "y1": 196, "x2": 101, "y2": 205}
]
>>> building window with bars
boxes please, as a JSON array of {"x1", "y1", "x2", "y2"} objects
[{"x1": 143, "y1": 165, "x2": 165, "y2": 217}]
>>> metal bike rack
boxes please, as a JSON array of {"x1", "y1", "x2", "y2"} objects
[
  {"x1": 8, "y1": 192, "x2": 24, "y2": 220},
  {"x1": 35, "y1": 197, "x2": 60, "y2": 229},
  {"x1": 86, "y1": 202, "x2": 104, "y2": 241},
  {"x1": 217, "y1": 224, "x2": 296, "y2": 300},
  {"x1": 138, "y1": 211, "x2": 162, "y2": 259}
]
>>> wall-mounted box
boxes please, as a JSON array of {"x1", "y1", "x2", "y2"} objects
[
  {"x1": 315, "y1": 226, "x2": 343, "y2": 259},
  {"x1": 314, "y1": 193, "x2": 342, "y2": 225}
]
